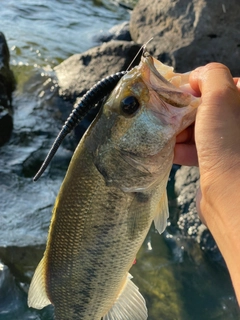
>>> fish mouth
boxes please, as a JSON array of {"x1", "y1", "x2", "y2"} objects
[
  {"x1": 142, "y1": 52, "x2": 172, "y2": 87},
  {"x1": 140, "y1": 52, "x2": 200, "y2": 109},
  {"x1": 137, "y1": 52, "x2": 200, "y2": 133}
]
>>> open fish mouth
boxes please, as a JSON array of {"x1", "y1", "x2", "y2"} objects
[{"x1": 141, "y1": 52, "x2": 199, "y2": 108}]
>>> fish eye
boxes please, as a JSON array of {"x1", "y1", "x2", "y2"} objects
[{"x1": 120, "y1": 96, "x2": 140, "y2": 116}]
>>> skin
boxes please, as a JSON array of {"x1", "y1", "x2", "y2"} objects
[{"x1": 173, "y1": 63, "x2": 240, "y2": 305}]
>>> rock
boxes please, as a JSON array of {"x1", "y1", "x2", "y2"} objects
[
  {"x1": 94, "y1": 21, "x2": 132, "y2": 43},
  {"x1": 55, "y1": 40, "x2": 142, "y2": 100},
  {"x1": 174, "y1": 166, "x2": 224, "y2": 264},
  {"x1": 0, "y1": 32, "x2": 15, "y2": 97},
  {"x1": 0, "y1": 261, "x2": 54, "y2": 319},
  {"x1": 130, "y1": 0, "x2": 240, "y2": 74},
  {"x1": 0, "y1": 262, "x2": 27, "y2": 318},
  {"x1": 0, "y1": 32, "x2": 16, "y2": 145}
]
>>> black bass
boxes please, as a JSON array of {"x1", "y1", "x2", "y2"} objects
[{"x1": 28, "y1": 52, "x2": 200, "y2": 319}]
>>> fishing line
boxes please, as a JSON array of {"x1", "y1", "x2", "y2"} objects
[{"x1": 126, "y1": 37, "x2": 153, "y2": 71}]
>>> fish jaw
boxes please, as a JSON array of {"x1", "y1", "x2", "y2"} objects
[{"x1": 140, "y1": 53, "x2": 200, "y2": 134}]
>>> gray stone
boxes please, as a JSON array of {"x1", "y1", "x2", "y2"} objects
[
  {"x1": 130, "y1": 0, "x2": 240, "y2": 74},
  {"x1": 94, "y1": 21, "x2": 132, "y2": 43}
]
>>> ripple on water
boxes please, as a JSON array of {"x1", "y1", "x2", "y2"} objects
[{"x1": 1, "y1": 0, "x2": 131, "y2": 67}]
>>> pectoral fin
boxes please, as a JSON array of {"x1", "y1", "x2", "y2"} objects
[
  {"x1": 28, "y1": 257, "x2": 51, "y2": 309},
  {"x1": 103, "y1": 273, "x2": 147, "y2": 320},
  {"x1": 154, "y1": 190, "x2": 169, "y2": 234}
]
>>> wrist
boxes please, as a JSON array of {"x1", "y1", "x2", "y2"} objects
[{"x1": 199, "y1": 173, "x2": 240, "y2": 305}]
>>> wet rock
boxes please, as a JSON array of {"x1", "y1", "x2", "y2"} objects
[
  {"x1": 0, "y1": 32, "x2": 16, "y2": 145},
  {"x1": 0, "y1": 261, "x2": 53, "y2": 320},
  {"x1": 94, "y1": 21, "x2": 132, "y2": 43},
  {"x1": 54, "y1": 40, "x2": 141, "y2": 100},
  {"x1": 174, "y1": 166, "x2": 223, "y2": 264},
  {"x1": 130, "y1": 0, "x2": 240, "y2": 74},
  {"x1": 0, "y1": 262, "x2": 27, "y2": 318}
]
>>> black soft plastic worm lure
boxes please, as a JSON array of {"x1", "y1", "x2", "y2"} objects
[{"x1": 33, "y1": 71, "x2": 127, "y2": 181}]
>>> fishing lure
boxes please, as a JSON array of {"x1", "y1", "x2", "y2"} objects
[{"x1": 34, "y1": 71, "x2": 127, "y2": 181}]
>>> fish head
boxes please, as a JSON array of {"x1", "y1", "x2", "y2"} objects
[{"x1": 91, "y1": 53, "x2": 200, "y2": 191}]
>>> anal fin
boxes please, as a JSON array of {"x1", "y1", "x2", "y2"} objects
[
  {"x1": 103, "y1": 273, "x2": 147, "y2": 320},
  {"x1": 28, "y1": 257, "x2": 51, "y2": 309},
  {"x1": 154, "y1": 190, "x2": 169, "y2": 234}
]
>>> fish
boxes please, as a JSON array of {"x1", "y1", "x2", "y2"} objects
[{"x1": 28, "y1": 52, "x2": 200, "y2": 320}]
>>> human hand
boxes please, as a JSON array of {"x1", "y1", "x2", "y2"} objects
[
  {"x1": 174, "y1": 63, "x2": 240, "y2": 219},
  {"x1": 174, "y1": 63, "x2": 240, "y2": 168},
  {"x1": 174, "y1": 63, "x2": 240, "y2": 304}
]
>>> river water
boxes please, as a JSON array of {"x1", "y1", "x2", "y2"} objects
[{"x1": 0, "y1": 1, "x2": 239, "y2": 320}]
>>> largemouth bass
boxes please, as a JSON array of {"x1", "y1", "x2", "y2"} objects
[{"x1": 28, "y1": 52, "x2": 200, "y2": 320}]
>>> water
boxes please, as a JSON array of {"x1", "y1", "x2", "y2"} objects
[
  {"x1": 0, "y1": 1, "x2": 239, "y2": 319},
  {"x1": 2, "y1": 0, "x2": 130, "y2": 67}
]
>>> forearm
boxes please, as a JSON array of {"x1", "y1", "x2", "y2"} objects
[{"x1": 199, "y1": 174, "x2": 240, "y2": 305}]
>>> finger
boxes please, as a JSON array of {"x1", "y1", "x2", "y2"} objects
[
  {"x1": 233, "y1": 77, "x2": 240, "y2": 85},
  {"x1": 176, "y1": 124, "x2": 195, "y2": 143},
  {"x1": 235, "y1": 78, "x2": 240, "y2": 91},
  {"x1": 173, "y1": 143, "x2": 198, "y2": 166},
  {"x1": 189, "y1": 63, "x2": 238, "y2": 103}
]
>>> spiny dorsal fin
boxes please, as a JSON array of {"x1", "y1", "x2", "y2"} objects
[
  {"x1": 154, "y1": 190, "x2": 169, "y2": 234},
  {"x1": 103, "y1": 273, "x2": 147, "y2": 320},
  {"x1": 28, "y1": 257, "x2": 51, "y2": 309}
]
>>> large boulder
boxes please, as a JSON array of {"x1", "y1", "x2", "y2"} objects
[
  {"x1": 130, "y1": 0, "x2": 240, "y2": 74},
  {"x1": 55, "y1": 40, "x2": 142, "y2": 100}
]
